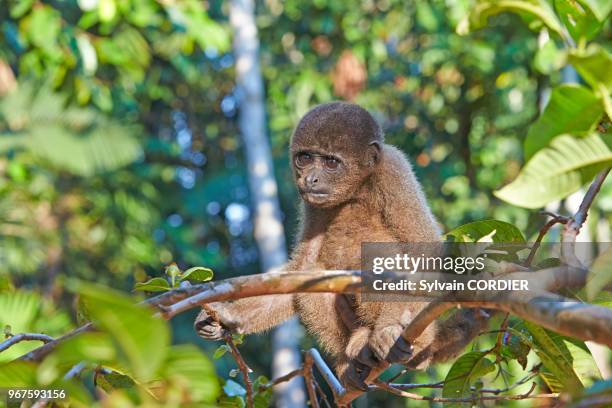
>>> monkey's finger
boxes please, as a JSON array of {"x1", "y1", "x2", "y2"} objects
[
  {"x1": 355, "y1": 347, "x2": 378, "y2": 367},
  {"x1": 387, "y1": 339, "x2": 413, "y2": 364},
  {"x1": 343, "y1": 364, "x2": 369, "y2": 391}
]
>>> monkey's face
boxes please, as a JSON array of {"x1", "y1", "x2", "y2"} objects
[
  {"x1": 291, "y1": 145, "x2": 376, "y2": 208},
  {"x1": 289, "y1": 102, "x2": 384, "y2": 208}
]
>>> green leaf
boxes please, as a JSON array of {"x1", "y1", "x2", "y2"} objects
[
  {"x1": 28, "y1": 6, "x2": 62, "y2": 55},
  {"x1": 95, "y1": 371, "x2": 136, "y2": 392},
  {"x1": 533, "y1": 36, "x2": 565, "y2": 75},
  {"x1": 98, "y1": 0, "x2": 117, "y2": 22},
  {"x1": 213, "y1": 344, "x2": 230, "y2": 359},
  {"x1": 162, "y1": 344, "x2": 221, "y2": 403},
  {"x1": 0, "y1": 361, "x2": 38, "y2": 387},
  {"x1": 442, "y1": 351, "x2": 495, "y2": 406},
  {"x1": 43, "y1": 332, "x2": 116, "y2": 371},
  {"x1": 524, "y1": 85, "x2": 603, "y2": 160},
  {"x1": 577, "y1": 0, "x2": 612, "y2": 21},
  {"x1": 253, "y1": 375, "x2": 272, "y2": 408},
  {"x1": 444, "y1": 220, "x2": 526, "y2": 243},
  {"x1": 0, "y1": 85, "x2": 142, "y2": 176},
  {"x1": 10, "y1": 0, "x2": 34, "y2": 18},
  {"x1": 524, "y1": 322, "x2": 600, "y2": 393},
  {"x1": 0, "y1": 291, "x2": 41, "y2": 362},
  {"x1": 180, "y1": 267, "x2": 214, "y2": 283},
  {"x1": 496, "y1": 134, "x2": 612, "y2": 208},
  {"x1": 457, "y1": 0, "x2": 564, "y2": 37},
  {"x1": 133, "y1": 277, "x2": 171, "y2": 292},
  {"x1": 72, "y1": 282, "x2": 170, "y2": 381},
  {"x1": 569, "y1": 45, "x2": 612, "y2": 93},
  {"x1": 555, "y1": 0, "x2": 603, "y2": 42},
  {"x1": 586, "y1": 247, "x2": 612, "y2": 301}
]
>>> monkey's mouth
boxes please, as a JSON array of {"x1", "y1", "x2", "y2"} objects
[{"x1": 301, "y1": 189, "x2": 331, "y2": 203}]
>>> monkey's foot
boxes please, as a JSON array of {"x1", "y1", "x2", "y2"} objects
[
  {"x1": 369, "y1": 324, "x2": 413, "y2": 364},
  {"x1": 194, "y1": 315, "x2": 227, "y2": 340},
  {"x1": 340, "y1": 360, "x2": 371, "y2": 391}
]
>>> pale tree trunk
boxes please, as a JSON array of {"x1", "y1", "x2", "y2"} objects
[{"x1": 229, "y1": 0, "x2": 307, "y2": 406}]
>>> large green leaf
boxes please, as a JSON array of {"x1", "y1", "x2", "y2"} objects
[
  {"x1": 524, "y1": 321, "x2": 600, "y2": 393},
  {"x1": 458, "y1": 0, "x2": 564, "y2": 37},
  {"x1": 0, "y1": 360, "x2": 38, "y2": 387},
  {"x1": 444, "y1": 220, "x2": 526, "y2": 243},
  {"x1": 554, "y1": 0, "x2": 604, "y2": 41},
  {"x1": 586, "y1": 247, "x2": 612, "y2": 301},
  {"x1": 442, "y1": 351, "x2": 495, "y2": 406},
  {"x1": 0, "y1": 85, "x2": 142, "y2": 177},
  {"x1": 524, "y1": 85, "x2": 603, "y2": 160},
  {"x1": 569, "y1": 45, "x2": 612, "y2": 93},
  {"x1": 162, "y1": 344, "x2": 221, "y2": 403},
  {"x1": 577, "y1": 0, "x2": 612, "y2": 21},
  {"x1": 0, "y1": 291, "x2": 41, "y2": 362},
  {"x1": 496, "y1": 134, "x2": 612, "y2": 208},
  {"x1": 73, "y1": 282, "x2": 170, "y2": 381}
]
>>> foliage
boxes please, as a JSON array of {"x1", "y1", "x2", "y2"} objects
[
  {"x1": 0, "y1": 281, "x2": 220, "y2": 407},
  {"x1": 461, "y1": 0, "x2": 612, "y2": 208}
]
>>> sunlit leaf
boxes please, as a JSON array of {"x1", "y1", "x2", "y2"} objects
[
  {"x1": 524, "y1": 321, "x2": 599, "y2": 393},
  {"x1": 444, "y1": 220, "x2": 525, "y2": 243},
  {"x1": 180, "y1": 267, "x2": 214, "y2": 283},
  {"x1": 496, "y1": 134, "x2": 612, "y2": 208},
  {"x1": 442, "y1": 351, "x2": 495, "y2": 405},
  {"x1": 555, "y1": 0, "x2": 603, "y2": 42},
  {"x1": 72, "y1": 282, "x2": 170, "y2": 381},
  {"x1": 569, "y1": 45, "x2": 612, "y2": 93},
  {"x1": 133, "y1": 277, "x2": 171, "y2": 292},
  {"x1": 162, "y1": 344, "x2": 220, "y2": 403},
  {"x1": 577, "y1": 0, "x2": 612, "y2": 21},
  {"x1": 524, "y1": 85, "x2": 603, "y2": 160},
  {"x1": 458, "y1": 0, "x2": 564, "y2": 37}
]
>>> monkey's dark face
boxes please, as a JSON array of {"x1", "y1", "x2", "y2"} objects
[
  {"x1": 291, "y1": 145, "x2": 376, "y2": 208},
  {"x1": 290, "y1": 102, "x2": 384, "y2": 208}
]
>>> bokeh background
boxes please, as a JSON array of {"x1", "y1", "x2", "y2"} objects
[{"x1": 1, "y1": 0, "x2": 610, "y2": 406}]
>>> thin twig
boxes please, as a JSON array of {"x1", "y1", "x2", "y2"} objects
[
  {"x1": 524, "y1": 214, "x2": 569, "y2": 267},
  {"x1": 313, "y1": 377, "x2": 333, "y2": 408},
  {"x1": 374, "y1": 381, "x2": 556, "y2": 402},
  {"x1": 303, "y1": 351, "x2": 320, "y2": 408},
  {"x1": 562, "y1": 168, "x2": 610, "y2": 266},
  {"x1": 0, "y1": 333, "x2": 54, "y2": 353},
  {"x1": 258, "y1": 368, "x2": 303, "y2": 392},
  {"x1": 225, "y1": 333, "x2": 254, "y2": 408}
]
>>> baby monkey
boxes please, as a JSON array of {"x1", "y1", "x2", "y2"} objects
[{"x1": 195, "y1": 102, "x2": 487, "y2": 390}]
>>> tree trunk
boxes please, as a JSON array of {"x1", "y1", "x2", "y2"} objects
[{"x1": 229, "y1": 1, "x2": 306, "y2": 406}]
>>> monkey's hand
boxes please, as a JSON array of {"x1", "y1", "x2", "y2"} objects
[
  {"x1": 341, "y1": 327, "x2": 378, "y2": 391},
  {"x1": 194, "y1": 307, "x2": 230, "y2": 341},
  {"x1": 369, "y1": 324, "x2": 413, "y2": 364}
]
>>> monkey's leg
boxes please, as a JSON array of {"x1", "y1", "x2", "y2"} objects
[{"x1": 195, "y1": 294, "x2": 296, "y2": 340}]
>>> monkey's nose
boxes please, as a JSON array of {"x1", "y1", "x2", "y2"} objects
[{"x1": 305, "y1": 174, "x2": 319, "y2": 188}]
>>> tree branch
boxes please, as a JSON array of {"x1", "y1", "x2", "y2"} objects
[{"x1": 0, "y1": 333, "x2": 54, "y2": 353}]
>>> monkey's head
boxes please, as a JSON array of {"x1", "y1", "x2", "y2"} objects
[{"x1": 290, "y1": 102, "x2": 383, "y2": 208}]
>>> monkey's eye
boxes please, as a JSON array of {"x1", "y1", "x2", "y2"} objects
[
  {"x1": 324, "y1": 156, "x2": 340, "y2": 170},
  {"x1": 295, "y1": 153, "x2": 313, "y2": 167}
]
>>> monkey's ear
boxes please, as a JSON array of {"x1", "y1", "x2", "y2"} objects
[{"x1": 366, "y1": 141, "x2": 381, "y2": 167}]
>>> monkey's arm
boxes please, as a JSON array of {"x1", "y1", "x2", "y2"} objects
[
  {"x1": 195, "y1": 294, "x2": 295, "y2": 339},
  {"x1": 376, "y1": 145, "x2": 441, "y2": 242}
]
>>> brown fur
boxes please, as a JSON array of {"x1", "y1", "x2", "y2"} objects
[{"x1": 195, "y1": 102, "x2": 487, "y2": 390}]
